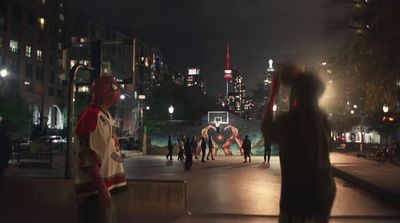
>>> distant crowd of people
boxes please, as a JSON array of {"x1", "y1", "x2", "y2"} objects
[{"x1": 166, "y1": 134, "x2": 252, "y2": 170}]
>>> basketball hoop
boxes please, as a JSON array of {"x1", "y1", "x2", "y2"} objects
[
  {"x1": 215, "y1": 118, "x2": 221, "y2": 133},
  {"x1": 208, "y1": 111, "x2": 229, "y2": 134}
]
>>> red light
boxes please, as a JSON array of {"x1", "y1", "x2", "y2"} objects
[{"x1": 224, "y1": 74, "x2": 232, "y2": 79}]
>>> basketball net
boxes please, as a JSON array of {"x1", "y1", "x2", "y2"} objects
[{"x1": 215, "y1": 120, "x2": 221, "y2": 133}]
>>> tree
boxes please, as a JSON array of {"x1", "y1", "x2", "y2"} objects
[
  {"x1": 325, "y1": 0, "x2": 400, "y2": 112},
  {"x1": 0, "y1": 93, "x2": 32, "y2": 132},
  {"x1": 325, "y1": 0, "x2": 400, "y2": 134}
]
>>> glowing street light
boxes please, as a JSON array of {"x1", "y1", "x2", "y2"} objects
[
  {"x1": 353, "y1": 104, "x2": 358, "y2": 109},
  {"x1": 350, "y1": 110, "x2": 355, "y2": 114},
  {"x1": 0, "y1": 69, "x2": 8, "y2": 77},
  {"x1": 168, "y1": 105, "x2": 174, "y2": 120},
  {"x1": 383, "y1": 105, "x2": 389, "y2": 113},
  {"x1": 120, "y1": 94, "x2": 126, "y2": 100},
  {"x1": 146, "y1": 106, "x2": 150, "y2": 110}
]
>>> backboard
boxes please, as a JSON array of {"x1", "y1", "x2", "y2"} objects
[{"x1": 208, "y1": 111, "x2": 229, "y2": 126}]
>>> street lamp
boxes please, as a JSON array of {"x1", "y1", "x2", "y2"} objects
[
  {"x1": 65, "y1": 63, "x2": 94, "y2": 179},
  {"x1": 383, "y1": 105, "x2": 389, "y2": 113},
  {"x1": 0, "y1": 69, "x2": 8, "y2": 90},
  {"x1": 350, "y1": 109, "x2": 366, "y2": 153},
  {"x1": 0, "y1": 68, "x2": 8, "y2": 78},
  {"x1": 137, "y1": 95, "x2": 146, "y2": 127},
  {"x1": 119, "y1": 93, "x2": 138, "y2": 134},
  {"x1": 168, "y1": 105, "x2": 174, "y2": 120}
]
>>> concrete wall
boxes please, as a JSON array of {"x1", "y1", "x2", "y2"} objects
[{"x1": 0, "y1": 177, "x2": 187, "y2": 223}]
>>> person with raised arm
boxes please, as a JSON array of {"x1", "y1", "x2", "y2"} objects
[{"x1": 261, "y1": 67, "x2": 336, "y2": 223}]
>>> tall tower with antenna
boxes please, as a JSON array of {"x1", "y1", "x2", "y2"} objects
[{"x1": 224, "y1": 41, "x2": 233, "y2": 97}]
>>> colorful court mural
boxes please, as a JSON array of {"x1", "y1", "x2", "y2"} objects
[{"x1": 146, "y1": 113, "x2": 278, "y2": 156}]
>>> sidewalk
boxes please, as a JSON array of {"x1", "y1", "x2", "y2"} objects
[
  {"x1": 330, "y1": 152, "x2": 400, "y2": 204},
  {"x1": 3, "y1": 155, "x2": 400, "y2": 223}
]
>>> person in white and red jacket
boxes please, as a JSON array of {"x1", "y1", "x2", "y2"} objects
[{"x1": 75, "y1": 76, "x2": 127, "y2": 223}]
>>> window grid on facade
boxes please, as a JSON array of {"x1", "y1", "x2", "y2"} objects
[
  {"x1": 26, "y1": 46, "x2": 32, "y2": 58},
  {"x1": 9, "y1": 40, "x2": 18, "y2": 53},
  {"x1": 38, "y1": 17, "x2": 45, "y2": 30},
  {"x1": 37, "y1": 50, "x2": 42, "y2": 61}
]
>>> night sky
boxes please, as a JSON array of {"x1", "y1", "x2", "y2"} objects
[{"x1": 70, "y1": 0, "x2": 343, "y2": 96}]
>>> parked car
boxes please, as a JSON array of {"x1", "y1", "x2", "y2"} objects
[{"x1": 35, "y1": 135, "x2": 64, "y2": 144}]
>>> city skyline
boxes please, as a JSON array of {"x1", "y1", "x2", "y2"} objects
[{"x1": 70, "y1": 0, "x2": 344, "y2": 96}]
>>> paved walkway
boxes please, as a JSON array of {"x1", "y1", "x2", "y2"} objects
[
  {"x1": 4, "y1": 153, "x2": 400, "y2": 223},
  {"x1": 330, "y1": 152, "x2": 400, "y2": 204},
  {"x1": 122, "y1": 156, "x2": 400, "y2": 216}
]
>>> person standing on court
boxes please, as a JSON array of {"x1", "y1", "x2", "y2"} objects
[
  {"x1": 261, "y1": 70, "x2": 336, "y2": 223},
  {"x1": 184, "y1": 137, "x2": 193, "y2": 170},
  {"x1": 177, "y1": 135, "x2": 185, "y2": 161},
  {"x1": 75, "y1": 76, "x2": 127, "y2": 223},
  {"x1": 200, "y1": 137, "x2": 207, "y2": 162},
  {"x1": 191, "y1": 135, "x2": 197, "y2": 161},
  {"x1": 166, "y1": 136, "x2": 173, "y2": 160},
  {"x1": 264, "y1": 141, "x2": 271, "y2": 166},
  {"x1": 206, "y1": 135, "x2": 215, "y2": 160},
  {"x1": 242, "y1": 135, "x2": 251, "y2": 163}
]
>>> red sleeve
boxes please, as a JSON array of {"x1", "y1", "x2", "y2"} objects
[{"x1": 76, "y1": 106, "x2": 101, "y2": 137}]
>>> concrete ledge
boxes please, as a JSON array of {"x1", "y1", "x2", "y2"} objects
[
  {"x1": 0, "y1": 177, "x2": 187, "y2": 222},
  {"x1": 332, "y1": 166, "x2": 400, "y2": 205}
]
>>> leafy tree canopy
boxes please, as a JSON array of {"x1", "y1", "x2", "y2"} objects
[{"x1": 0, "y1": 93, "x2": 32, "y2": 132}]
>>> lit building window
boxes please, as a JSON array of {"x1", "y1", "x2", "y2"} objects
[
  {"x1": 78, "y1": 86, "x2": 90, "y2": 92},
  {"x1": 26, "y1": 46, "x2": 32, "y2": 58},
  {"x1": 9, "y1": 40, "x2": 18, "y2": 53},
  {"x1": 58, "y1": 43, "x2": 62, "y2": 50},
  {"x1": 59, "y1": 13, "x2": 64, "y2": 21},
  {"x1": 41, "y1": 0, "x2": 46, "y2": 5},
  {"x1": 60, "y1": 3, "x2": 63, "y2": 8},
  {"x1": 70, "y1": 60, "x2": 76, "y2": 68},
  {"x1": 38, "y1": 17, "x2": 45, "y2": 30},
  {"x1": 37, "y1": 50, "x2": 43, "y2": 61},
  {"x1": 58, "y1": 28, "x2": 62, "y2": 34}
]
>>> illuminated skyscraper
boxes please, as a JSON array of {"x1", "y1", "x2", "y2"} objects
[{"x1": 224, "y1": 41, "x2": 233, "y2": 97}]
